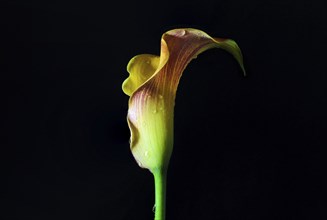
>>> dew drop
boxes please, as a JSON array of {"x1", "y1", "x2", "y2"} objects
[
  {"x1": 137, "y1": 161, "x2": 143, "y2": 167},
  {"x1": 179, "y1": 30, "x2": 186, "y2": 36},
  {"x1": 152, "y1": 204, "x2": 156, "y2": 213}
]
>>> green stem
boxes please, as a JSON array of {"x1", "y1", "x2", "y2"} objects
[{"x1": 153, "y1": 167, "x2": 167, "y2": 220}]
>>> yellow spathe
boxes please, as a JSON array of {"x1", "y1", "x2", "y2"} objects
[{"x1": 122, "y1": 28, "x2": 245, "y2": 172}]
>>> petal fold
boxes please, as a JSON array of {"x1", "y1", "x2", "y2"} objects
[{"x1": 122, "y1": 54, "x2": 160, "y2": 96}]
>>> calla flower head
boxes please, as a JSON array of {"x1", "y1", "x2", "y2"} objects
[{"x1": 122, "y1": 28, "x2": 245, "y2": 173}]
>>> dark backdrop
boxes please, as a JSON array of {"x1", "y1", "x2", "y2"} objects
[{"x1": 1, "y1": 0, "x2": 326, "y2": 219}]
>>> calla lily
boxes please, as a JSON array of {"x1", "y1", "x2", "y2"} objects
[{"x1": 122, "y1": 28, "x2": 245, "y2": 220}]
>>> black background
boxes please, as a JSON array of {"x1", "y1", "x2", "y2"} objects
[{"x1": 1, "y1": 0, "x2": 327, "y2": 219}]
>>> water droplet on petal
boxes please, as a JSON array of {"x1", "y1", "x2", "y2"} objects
[
  {"x1": 180, "y1": 30, "x2": 186, "y2": 36},
  {"x1": 173, "y1": 29, "x2": 187, "y2": 37},
  {"x1": 137, "y1": 161, "x2": 143, "y2": 167},
  {"x1": 152, "y1": 204, "x2": 156, "y2": 213}
]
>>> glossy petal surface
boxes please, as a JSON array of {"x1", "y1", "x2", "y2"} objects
[{"x1": 122, "y1": 28, "x2": 245, "y2": 171}]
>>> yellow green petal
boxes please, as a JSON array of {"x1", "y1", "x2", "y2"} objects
[
  {"x1": 123, "y1": 28, "x2": 245, "y2": 172},
  {"x1": 122, "y1": 54, "x2": 160, "y2": 96},
  {"x1": 213, "y1": 37, "x2": 246, "y2": 75}
]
